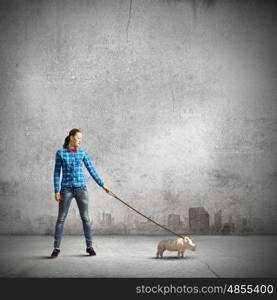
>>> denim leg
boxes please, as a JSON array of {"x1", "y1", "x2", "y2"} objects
[
  {"x1": 54, "y1": 188, "x2": 74, "y2": 249},
  {"x1": 75, "y1": 187, "x2": 93, "y2": 248}
]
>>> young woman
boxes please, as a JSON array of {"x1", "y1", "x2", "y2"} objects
[{"x1": 51, "y1": 128, "x2": 110, "y2": 258}]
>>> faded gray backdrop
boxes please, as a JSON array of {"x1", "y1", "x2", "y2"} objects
[{"x1": 0, "y1": 0, "x2": 276, "y2": 235}]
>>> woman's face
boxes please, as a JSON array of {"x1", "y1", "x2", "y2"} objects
[{"x1": 70, "y1": 132, "x2": 82, "y2": 147}]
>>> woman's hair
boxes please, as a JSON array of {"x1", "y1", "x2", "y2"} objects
[{"x1": 63, "y1": 128, "x2": 81, "y2": 148}]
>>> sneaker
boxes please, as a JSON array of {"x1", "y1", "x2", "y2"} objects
[
  {"x1": 86, "y1": 247, "x2": 96, "y2": 256},
  {"x1": 50, "y1": 248, "x2": 60, "y2": 258}
]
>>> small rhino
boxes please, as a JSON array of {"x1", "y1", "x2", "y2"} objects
[{"x1": 156, "y1": 236, "x2": 197, "y2": 258}]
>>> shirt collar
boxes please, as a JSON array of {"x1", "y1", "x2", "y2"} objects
[{"x1": 66, "y1": 145, "x2": 78, "y2": 152}]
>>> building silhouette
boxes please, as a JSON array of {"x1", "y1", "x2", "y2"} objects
[
  {"x1": 189, "y1": 207, "x2": 210, "y2": 233},
  {"x1": 100, "y1": 212, "x2": 114, "y2": 228},
  {"x1": 94, "y1": 206, "x2": 268, "y2": 234},
  {"x1": 214, "y1": 209, "x2": 222, "y2": 232}
]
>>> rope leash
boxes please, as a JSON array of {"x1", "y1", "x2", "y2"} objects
[{"x1": 107, "y1": 190, "x2": 185, "y2": 239}]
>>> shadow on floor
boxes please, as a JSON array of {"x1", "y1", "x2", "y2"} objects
[
  {"x1": 33, "y1": 256, "x2": 54, "y2": 259},
  {"x1": 149, "y1": 256, "x2": 197, "y2": 260},
  {"x1": 31, "y1": 254, "x2": 89, "y2": 259},
  {"x1": 69, "y1": 254, "x2": 94, "y2": 257}
]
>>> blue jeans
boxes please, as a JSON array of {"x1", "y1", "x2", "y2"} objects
[{"x1": 54, "y1": 186, "x2": 93, "y2": 248}]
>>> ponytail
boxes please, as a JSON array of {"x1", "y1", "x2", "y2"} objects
[{"x1": 63, "y1": 135, "x2": 70, "y2": 148}]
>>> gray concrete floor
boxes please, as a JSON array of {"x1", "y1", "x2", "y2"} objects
[{"x1": 0, "y1": 235, "x2": 276, "y2": 278}]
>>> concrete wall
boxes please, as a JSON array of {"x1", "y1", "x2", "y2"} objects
[{"x1": 0, "y1": 0, "x2": 276, "y2": 234}]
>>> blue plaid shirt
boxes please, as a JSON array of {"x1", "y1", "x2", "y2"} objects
[{"x1": 54, "y1": 145, "x2": 105, "y2": 193}]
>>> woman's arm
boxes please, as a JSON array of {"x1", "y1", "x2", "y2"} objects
[
  {"x1": 102, "y1": 185, "x2": 110, "y2": 193},
  {"x1": 54, "y1": 150, "x2": 62, "y2": 193},
  {"x1": 83, "y1": 151, "x2": 110, "y2": 193}
]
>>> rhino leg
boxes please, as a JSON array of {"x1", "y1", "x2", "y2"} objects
[
  {"x1": 156, "y1": 245, "x2": 164, "y2": 258},
  {"x1": 156, "y1": 246, "x2": 161, "y2": 258}
]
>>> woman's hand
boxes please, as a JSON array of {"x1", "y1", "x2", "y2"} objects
[
  {"x1": 55, "y1": 192, "x2": 61, "y2": 202},
  {"x1": 102, "y1": 185, "x2": 111, "y2": 193}
]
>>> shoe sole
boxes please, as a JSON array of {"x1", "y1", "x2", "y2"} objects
[{"x1": 50, "y1": 254, "x2": 60, "y2": 258}]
